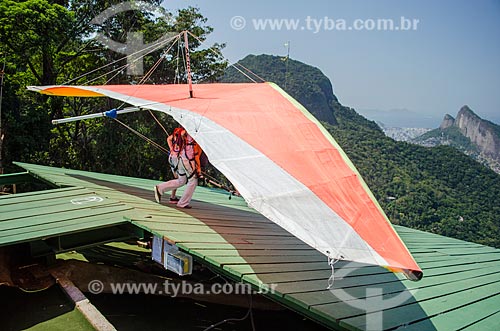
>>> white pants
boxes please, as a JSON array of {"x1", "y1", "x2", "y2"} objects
[{"x1": 158, "y1": 155, "x2": 197, "y2": 207}]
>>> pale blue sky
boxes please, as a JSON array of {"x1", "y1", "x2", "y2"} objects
[{"x1": 164, "y1": 0, "x2": 500, "y2": 127}]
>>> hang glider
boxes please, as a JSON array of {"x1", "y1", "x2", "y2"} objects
[{"x1": 28, "y1": 82, "x2": 423, "y2": 281}]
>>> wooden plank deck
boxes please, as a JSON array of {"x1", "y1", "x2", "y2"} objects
[
  {"x1": 0, "y1": 186, "x2": 132, "y2": 247},
  {"x1": 3, "y1": 162, "x2": 499, "y2": 330}
]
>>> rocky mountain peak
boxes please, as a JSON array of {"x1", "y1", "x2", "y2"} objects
[
  {"x1": 440, "y1": 114, "x2": 455, "y2": 129},
  {"x1": 456, "y1": 105, "x2": 481, "y2": 124},
  {"x1": 458, "y1": 105, "x2": 475, "y2": 115},
  {"x1": 455, "y1": 106, "x2": 500, "y2": 164},
  {"x1": 414, "y1": 106, "x2": 500, "y2": 173}
]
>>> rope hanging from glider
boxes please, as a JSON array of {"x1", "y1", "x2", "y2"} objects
[{"x1": 326, "y1": 256, "x2": 342, "y2": 289}]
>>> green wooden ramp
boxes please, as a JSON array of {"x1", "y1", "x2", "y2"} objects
[{"x1": 1, "y1": 162, "x2": 499, "y2": 330}]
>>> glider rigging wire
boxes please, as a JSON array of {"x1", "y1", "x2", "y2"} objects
[
  {"x1": 63, "y1": 32, "x2": 182, "y2": 85},
  {"x1": 186, "y1": 31, "x2": 260, "y2": 84},
  {"x1": 233, "y1": 62, "x2": 266, "y2": 83},
  {"x1": 112, "y1": 117, "x2": 170, "y2": 155}
]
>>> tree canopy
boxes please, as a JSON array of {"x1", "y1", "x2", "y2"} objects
[{"x1": 0, "y1": 0, "x2": 226, "y2": 178}]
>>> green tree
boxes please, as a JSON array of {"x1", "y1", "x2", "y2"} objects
[{"x1": 0, "y1": 1, "x2": 226, "y2": 179}]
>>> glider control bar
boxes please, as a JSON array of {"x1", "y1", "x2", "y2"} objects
[{"x1": 52, "y1": 107, "x2": 141, "y2": 125}]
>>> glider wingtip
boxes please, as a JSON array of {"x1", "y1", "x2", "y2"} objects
[
  {"x1": 406, "y1": 269, "x2": 423, "y2": 281},
  {"x1": 385, "y1": 266, "x2": 423, "y2": 281}
]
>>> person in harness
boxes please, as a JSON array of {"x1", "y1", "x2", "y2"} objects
[
  {"x1": 154, "y1": 127, "x2": 202, "y2": 209},
  {"x1": 164, "y1": 127, "x2": 183, "y2": 204}
]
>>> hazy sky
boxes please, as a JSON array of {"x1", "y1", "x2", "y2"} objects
[{"x1": 164, "y1": 0, "x2": 500, "y2": 127}]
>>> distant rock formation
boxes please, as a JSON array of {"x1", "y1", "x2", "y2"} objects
[
  {"x1": 414, "y1": 106, "x2": 500, "y2": 174},
  {"x1": 440, "y1": 114, "x2": 455, "y2": 129},
  {"x1": 454, "y1": 106, "x2": 500, "y2": 163}
]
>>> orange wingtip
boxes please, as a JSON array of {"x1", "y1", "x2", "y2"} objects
[{"x1": 39, "y1": 86, "x2": 105, "y2": 97}]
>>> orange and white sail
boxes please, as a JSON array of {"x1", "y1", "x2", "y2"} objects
[{"x1": 28, "y1": 82, "x2": 423, "y2": 280}]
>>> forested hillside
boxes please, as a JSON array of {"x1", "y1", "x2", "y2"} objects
[{"x1": 225, "y1": 55, "x2": 500, "y2": 248}]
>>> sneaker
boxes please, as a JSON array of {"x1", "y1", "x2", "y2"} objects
[
  {"x1": 169, "y1": 197, "x2": 180, "y2": 204},
  {"x1": 154, "y1": 186, "x2": 161, "y2": 203},
  {"x1": 177, "y1": 205, "x2": 192, "y2": 209}
]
